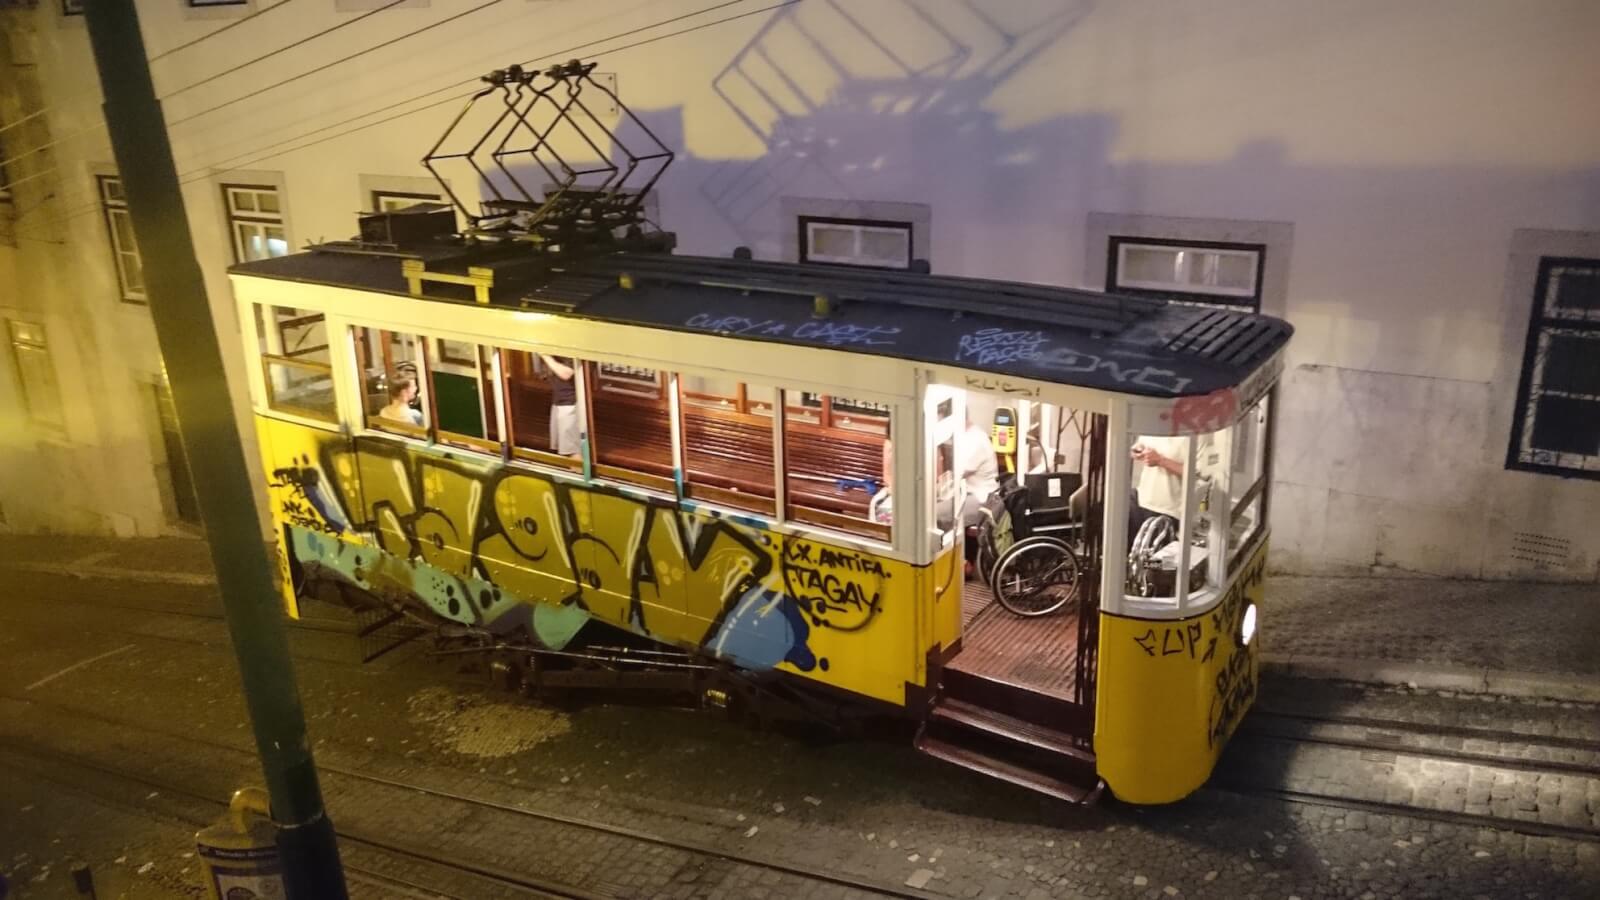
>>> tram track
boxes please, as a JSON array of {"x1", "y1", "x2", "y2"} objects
[
  {"x1": 0, "y1": 691, "x2": 936, "y2": 899},
  {"x1": 0, "y1": 741, "x2": 584, "y2": 899},
  {"x1": 1217, "y1": 706, "x2": 1600, "y2": 845}
]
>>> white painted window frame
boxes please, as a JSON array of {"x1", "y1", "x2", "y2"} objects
[
  {"x1": 1112, "y1": 240, "x2": 1261, "y2": 300},
  {"x1": 97, "y1": 176, "x2": 146, "y2": 304},
  {"x1": 372, "y1": 189, "x2": 443, "y2": 213},
  {"x1": 801, "y1": 217, "x2": 914, "y2": 269},
  {"x1": 224, "y1": 184, "x2": 288, "y2": 263}
]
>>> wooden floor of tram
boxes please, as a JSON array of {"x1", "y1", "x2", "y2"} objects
[{"x1": 948, "y1": 580, "x2": 1079, "y2": 702}]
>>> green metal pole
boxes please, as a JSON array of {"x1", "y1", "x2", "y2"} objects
[{"x1": 79, "y1": 3, "x2": 347, "y2": 896}]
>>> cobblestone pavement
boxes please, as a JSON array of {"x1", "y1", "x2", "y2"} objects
[
  {"x1": 1265, "y1": 574, "x2": 1600, "y2": 678},
  {"x1": 7, "y1": 534, "x2": 1596, "y2": 679},
  {"x1": 2, "y1": 568, "x2": 1598, "y2": 899}
]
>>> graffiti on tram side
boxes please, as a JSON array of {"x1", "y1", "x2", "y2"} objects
[
  {"x1": 261, "y1": 430, "x2": 905, "y2": 682},
  {"x1": 781, "y1": 541, "x2": 889, "y2": 634},
  {"x1": 963, "y1": 374, "x2": 1040, "y2": 397},
  {"x1": 1159, "y1": 387, "x2": 1239, "y2": 436},
  {"x1": 683, "y1": 313, "x2": 901, "y2": 347},
  {"x1": 1207, "y1": 548, "x2": 1266, "y2": 748},
  {"x1": 954, "y1": 328, "x2": 1194, "y2": 394},
  {"x1": 1128, "y1": 542, "x2": 1266, "y2": 748}
]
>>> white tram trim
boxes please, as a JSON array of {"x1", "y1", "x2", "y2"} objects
[
  {"x1": 234, "y1": 277, "x2": 915, "y2": 561},
  {"x1": 233, "y1": 271, "x2": 1285, "y2": 592}
]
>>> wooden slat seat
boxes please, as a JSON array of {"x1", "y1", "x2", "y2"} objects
[{"x1": 590, "y1": 397, "x2": 885, "y2": 517}]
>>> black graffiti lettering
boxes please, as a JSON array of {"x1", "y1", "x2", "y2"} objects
[
  {"x1": 962, "y1": 374, "x2": 1040, "y2": 397},
  {"x1": 1133, "y1": 629, "x2": 1157, "y2": 656},
  {"x1": 1160, "y1": 628, "x2": 1185, "y2": 656}
]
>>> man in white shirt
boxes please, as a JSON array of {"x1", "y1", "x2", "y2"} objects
[
  {"x1": 1131, "y1": 432, "x2": 1227, "y2": 519},
  {"x1": 959, "y1": 416, "x2": 1000, "y2": 526}
]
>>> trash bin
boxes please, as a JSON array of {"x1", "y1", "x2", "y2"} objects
[{"x1": 195, "y1": 787, "x2": 284, "y2": 900}]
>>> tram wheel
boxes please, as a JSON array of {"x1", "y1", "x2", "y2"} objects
[{"x1": 991, "y1": 536, "x2": 1081, "y2": 617}]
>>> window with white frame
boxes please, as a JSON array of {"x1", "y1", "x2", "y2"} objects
[
  {"x1": 7, "y1": 319, "x2": 66, "y2": 431},
  {"x1": 1108, "y1": 237, "x2": 1264, "y2": 310},
  {"x1": 1124, "y1": 392, "x2": 1273, "y2": 611},
  {"x1": 224, "y1": 184, "x2": 288, "y2": 262},
  {"x1": 799, "y1": 216, "x2": 913, "y2": 269},
  {"x1": 98, "y1": 176, "x2": 146, "y2": 303},
  {"x1": 371, "y1": 189, "x2": 442, "y2": 213},
  {"x1": 1507, "y1": 257, "x2": 1600, "y2": 479}
]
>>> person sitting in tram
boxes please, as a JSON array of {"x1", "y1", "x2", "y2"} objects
[
  {"x1": 380, "y1": 376, "x2": 423, "y2": 426},
  {"x1": 537, "y1": 353, "x2": 580, "y2": 458}
]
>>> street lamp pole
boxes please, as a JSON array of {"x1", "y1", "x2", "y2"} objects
[{"x1": 79, "y1": 2, "x2": 348, "y2": 896}]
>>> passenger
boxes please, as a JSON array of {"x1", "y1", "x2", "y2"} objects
[
  {"x1": 379, "y1": 375, "x2": 423, "y2": 427},
  {"x1": 538, "y1": 353, "x2": 580, "y2": 458},
  {"x1": 958, "y1": 413, "x2": 1000, "y2": 527}
]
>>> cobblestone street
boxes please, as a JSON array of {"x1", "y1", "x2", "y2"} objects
[{"x1": 1, "y1": 558, "x2": 1597, "y2": 899}]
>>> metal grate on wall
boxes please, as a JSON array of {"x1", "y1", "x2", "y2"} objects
[{"x1": 1508, "y1": 531, "x2": 1573, "y2": 570}]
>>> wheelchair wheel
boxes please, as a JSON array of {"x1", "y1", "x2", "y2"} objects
[{"x1": 991, "y1": 536, "x2": 1081, "y2": 617}]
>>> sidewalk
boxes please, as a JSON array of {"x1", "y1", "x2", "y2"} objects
[
  {"x1": 0, "y1": 532, "x2": 217, "y2": 585},
  {"x1": 1263, "y1": 573, "x2": 1600, "y2": 703},
  {"x1": 3, "y1": 533, "x2": 1596, "y2": 700}
]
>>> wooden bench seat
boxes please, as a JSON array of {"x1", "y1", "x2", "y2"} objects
[{"x1": 589, "y1": 399, "x2": 885, "y2": 517}]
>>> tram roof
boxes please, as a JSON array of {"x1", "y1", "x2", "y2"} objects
[{"x1": 231, "y1": 244, "x2": 1292, "y2": 399}]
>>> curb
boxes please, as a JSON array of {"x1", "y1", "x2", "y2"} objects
[
  {"x1": 1262, "y1": 654, "x2": 1600, "y2": 704},
  {"x1": 0, "y1": 561, "x2": 217, "y2": 587}
]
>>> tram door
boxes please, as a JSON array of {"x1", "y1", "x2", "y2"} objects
[
  {"x1": 924, "y1": 384, "x2": 968, "y2": 651},
  {"x1": 925, "y1": 383, "x2": 966, "y2": 556}
]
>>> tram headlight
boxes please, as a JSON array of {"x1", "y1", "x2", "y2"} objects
[{"x1": 1240, "y1": 603, "x2": 1258, "y2": 646}]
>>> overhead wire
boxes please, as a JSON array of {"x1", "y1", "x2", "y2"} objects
[
  {"x1": 159, "y1": 0, "x2": 415, "y2": 100},
  {"x1": 23, "y1": 0, "x2": 801, "y2": 229},
  {"x1": 0, "y1": 0, "x2": 431, "y2": 220},
  {"x1": 148, "y1": 0, "x2": 306, "y2": 64},
  {"x1": 164, "y1": 0, "x2": 509, "y2": 127},
  {"x1": 168, "y1": 0, "x2": 754, "y2": 182},
  {"x1": 0, "y1": 0, "x2": 315, "y2": 170}
]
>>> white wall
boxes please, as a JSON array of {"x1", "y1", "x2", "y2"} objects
[{"x1": 1, "y1": 0, "x2": 1596, "y2": 578}]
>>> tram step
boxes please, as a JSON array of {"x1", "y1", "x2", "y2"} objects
[
  {"x1": 929, "y1": 698, "x2": 1095, "y2": 766},
  {"x1": 915, "y1": 732, "x2": 1104, "y2": 805}
]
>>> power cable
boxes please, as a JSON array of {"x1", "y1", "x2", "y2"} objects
[
  {"x1": 0, "y1": 106, "x2": 49, "y2": 136},
  {"x1": 24, "y1": 0, "x2": 800, "y2": 227},
  {"x1": 148, "y1": 0, "x2": 306, "y2": 63},
  {"x1": 169, "y1": 0, "x2": 753, "y2": 181},
  {"x1": 165, "y1": 0, "x2": 508, "y2": 128},
  {"x1": 159, "y1": 0, "x2": 414, "y2": 101},
  {"x1": 0, "y1": 0, "x2": 370, "y2": 194}
]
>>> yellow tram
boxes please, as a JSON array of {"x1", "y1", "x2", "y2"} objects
[{"x1": 230, "y1": 61, "x2": 1288, "y2": 806}]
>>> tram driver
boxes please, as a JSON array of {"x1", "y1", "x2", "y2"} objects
[{"x1": 537, "y1": 353, "x2": 581, "y2": 458}]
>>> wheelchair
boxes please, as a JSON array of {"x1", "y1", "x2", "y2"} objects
[{"x1": 969, "y1": 474, "x2": 1084, "y2": 618}]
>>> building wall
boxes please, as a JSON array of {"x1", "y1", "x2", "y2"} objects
[{"x1": 1, "y1": 0, "x2": 1596, "y2": 578}]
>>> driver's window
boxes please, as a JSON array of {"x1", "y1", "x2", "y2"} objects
[
  {"x1": 1126, "y1": 434, "x2": 1193, "y2": 603},
  {"x1": 1126, "y1": 428, "x2": 1233, "y2": 606}
]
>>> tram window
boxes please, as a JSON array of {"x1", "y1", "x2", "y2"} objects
[
  {"x1": 587, "y1": 362, "x2": 675, "y2": 492},
  {"x1": 1127, "y1": 435, "x2": 1195, "y2": 602},
  {"x1": 353, "y1": 325, "x2": 429, "y2": 438},
  {"x1": 428, "y1": 338, "x2": 498, "y2": 453},
  {"x1": 781, "y1": 390, "x2": 891, "y2": 541},
  {"x1": 679, "y1": 375, "x2": 776, "y2": 514},
  {"x1": 1228, "y1": 396, "x2": 1271, "y2": 568},
  {"x1": 500, "y1": 349, "x2": 583, "y2": 470},
  {"x1": 254, "y1": 304, "x2": 335, "y2": 423}
]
